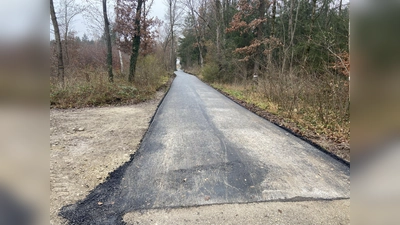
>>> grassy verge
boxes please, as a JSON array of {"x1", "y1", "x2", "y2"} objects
[
  {"x1": 211, "y1": 82, "x2": 350, "y2": 162},
  {"x1": 51, "y1": 56, "x2": 172, "y2": 108},
  {"x1": 185, "y1": 65, "x2": 350, "y2": 162}
]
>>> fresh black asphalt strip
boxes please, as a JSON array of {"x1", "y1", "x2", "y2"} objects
[{"x1": 60, "y1": 70, "x2": 350, "y2": 225}]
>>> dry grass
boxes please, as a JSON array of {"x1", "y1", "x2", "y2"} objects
[
  {"x1": 210, "y1": 70, "x2": 350, "y2": 160},
  {"x1": 50, "y1": 55, "x2": 169, "y2": 108}
]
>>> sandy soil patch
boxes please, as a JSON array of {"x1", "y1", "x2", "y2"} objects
[
  {"x1": 124, "y1": 199, "x2": 350, "y2": 225},
  {"x1": 50, "y1": 91, "x2": 165, "y2": 225}
]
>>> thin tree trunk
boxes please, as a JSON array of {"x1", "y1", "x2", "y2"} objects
[
  {"x1": 271, "y1": 0, "x2": 277, "y2": 38},
  {"x1": 288, "y1": 0, "x2": 293, "y2": 47},
  {"x1": 348, "y1": 17, "x2": 350, "y2": 103},
  {"x1": 119, "y1": 50, "x2": 124, "y2": 73},
  {"x1": 188, "y1": 1, "x2": 203, "y2": 67},
  {"x1": 50, "y1": 0, "x2": 65, "y2": 85},
  {"x1": 311, "y1": 0, "x2": 317, "y2": 38},
  {"x1": 284, "y1": 0, "x2": 294, "y2": 73},
  {"x1": 64, "y1": 2, "x2": 69, "y2": 65},
  {"x1": 171, "y1": 11, "x2": 175, "y2": 70},
  {"x1": 169, "y1": 0, "x2": 177, "y2": 71},
  {"x1": 64, "y1": 25, "x2": 69, "y2": 65},
  {"x1": 215, "y1": 0, "x2": 223, "y2": 69},
  {"x1": 142, "y1": 0, "x2": 148, "y2": 54},
  {"x1": 268, "y1": 0, "x2": 277, "y2": 68},
  {"x1": 128, "y1": 0, "x2": 144, "y2": 82},
  {"x1": 288, "y1": 0, "x2": 295, "y2": 72},
  {"x1": 103, "y1": 0, "x2": 113, "y2": 82},
  {"x1": 253, "y1": 0, "x2": 266, "y2": 76},
  {"x1": 303, "y1": 0, "x2": 317, "y2": 65},
  {"x1": 289, "y1": 0, "x2": 300, "y2": 71},
  {"x1": 280, "y1": 3, "x2": 287, "y2": 74}
]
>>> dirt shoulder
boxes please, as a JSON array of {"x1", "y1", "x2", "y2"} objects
[
  {"x1": 124, "y1": 199, "x2": 350, "y2": 224},
  {"x1": 50, "y1": 91, "x2": 165, "y2": 225}
]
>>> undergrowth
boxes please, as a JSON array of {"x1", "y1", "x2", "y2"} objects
[
  {"x1": 211, "y1": 77, "x2": 350, "y2": 148},
  {"x1": 51, "y1": 55, "x2": 169, "y2": 108}
]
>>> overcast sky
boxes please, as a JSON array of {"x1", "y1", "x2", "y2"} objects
[
  {"x1": 51, "y1": 0, "x2": 351, "y2": 40},
  {"x1": 64, "y1": 0, "x2": 167, "y2": 39},
  {"x1": 1, "y1": 0, "x2": 45, "y2": 42}
]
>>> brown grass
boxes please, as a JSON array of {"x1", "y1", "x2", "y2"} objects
[
  {"x1": 50, "y1": 55, "x2": 170, "y2": 108},
  {"x1": 206, "y1": 69, "x2": 350, "y2": 161}
]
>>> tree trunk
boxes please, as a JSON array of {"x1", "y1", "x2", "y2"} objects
[
  {"x1": 103, "y1": 0, "x2": 113, "y2": 82},
  {"x1": 271, "y1": 0, "x2": 277, "y2": 38},
  {"x1": 253, "y1": 0, "x2": 266, "y2": 76},
  {"x1": 348, "y1": 18, "x2": 350, "y2": 102},
  {"x1": 288, "y1": 0, "x2": 293, "y2": 47},
  {"x1": 215, "y1": 0, "x2": 223, "y2": 70},
  {"x1": 288, "y1": 0, "x2": 294, "y2": 72},
  {"x1": 268, "y1": 0, "x2": 277, "y2": 68},
  {"x1": 282, "y1": 0, "x2": 294, "y2": 73},
  {"x1": 142, "y1": 0, "x2": 149, "y2": 54},
  {"x1": 64, "y1": 2, "x2": 69, "y2": 65},
  {"x1": 119, "y1": 50, "x2": 124, "y2": 73},
  {"x1": 303, "y1": 0, "x2": 317, "y2": 65},
  {"x1": 50, "y1": 0, "x2": 65, "y2": 85},
  {"x1": 290, "y1": 0, "x2": 300, "y2": 71},
  {"x1": 129, "y1": 0, "x2": 144, "y2": 82},
  {"x1": 188, "y1": 0, "x2": 203, "y2": 67},
  {"x1": 169, "y1": 0, "x2": 177, "y2": 71},
  {"x1": 310, "y1": 0, "x2": 317, "y2": 40}
]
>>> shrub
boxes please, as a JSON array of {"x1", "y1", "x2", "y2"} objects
[{"x1": 201, "y1": 62, "x2": 220, "y2": 83}]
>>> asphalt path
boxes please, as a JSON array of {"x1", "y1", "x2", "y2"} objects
[{"x1": 60, "y1": 70, "x2": 350, "y2": 224}]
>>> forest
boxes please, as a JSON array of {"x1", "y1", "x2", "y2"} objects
[
  {"x1": 50, "y1": 0, "x2": 350, "y2": 159},
  {"x1": 178, "y1": 0, "x2": 349, "y2": 159}
]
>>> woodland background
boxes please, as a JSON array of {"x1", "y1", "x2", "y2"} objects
[{"x1": 50, "y1": 0, "x2": 350, "y2": 159}]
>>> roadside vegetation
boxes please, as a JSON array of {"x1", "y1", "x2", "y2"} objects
[
  {"x1": 50, "y1": 0, "x2": 178, "y2": 108},
  {"x1": 50, "y1": 50, "x2": 170, "y2": 108},
  {"x1": 179, "y1": 0, "x2": 350, "y2": 161},
  {"x1": 50, "y1": 0, "x2": 350, "y2": 160}
]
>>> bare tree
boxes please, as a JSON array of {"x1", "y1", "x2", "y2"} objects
[
  {"x1": 83, "y1": 0, "x2": 115, "y2": 40},
  {"x1": 268, "y1": 0, "x2": 277, "y2": 66},
  {"x1": 253, "y1": 0, "x2": 267, "y2": 76},
  {"x1": 103, "y1": 0, "x2": 113, "y2": 82},
  {"x1": 50, "y1": 0, "x2": 65, "y2": 85},
  {"x1": 303, "y1": 0, "x2": 317, "y2": 65},
  {"x1": 128, "y1": 0, "x2": 144, "y2": 82},
  {"x1": 214, "y1": 0, "x2": 223, "y2": 68},
  {"x1": 281, "y1": 0, "x2": 300, "y2": 73},
  {"x1": 165, "y1": 0, "x2": 183, "y2": 71},
  {"x1": 56, "y1": 0, "x2": 84, "y2": 65},
  {"x1": 182, "y1": 0, "x2": 204, "y2": 67}
]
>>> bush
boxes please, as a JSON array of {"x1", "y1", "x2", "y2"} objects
[
  {"x1": 135, "y1": 55, "x2": 168, "y2": 91},
  {"x1": 51, "y1": 77, "x2": 139, "y2": 108},
  {"x1": 201, "y1": 62, "x2": 220, "y2": 83}
]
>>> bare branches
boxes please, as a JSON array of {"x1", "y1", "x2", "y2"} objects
[{"x1": 54, "y1": 0, "x2": 85, "y2": 37}]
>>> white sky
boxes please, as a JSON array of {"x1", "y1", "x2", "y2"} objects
[
  {"x1": 51, "y1": 0, "x2": 351, "y2": 40},
  {"x1": 1, "y1": 0, "x2": 45, "y2": 42},
  {"x1": 62, "y1": 0, "x2": 168, "y2": 39}
]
